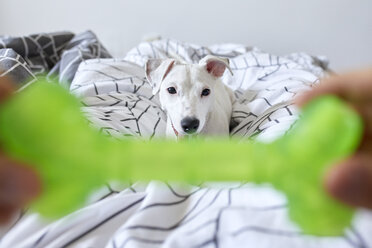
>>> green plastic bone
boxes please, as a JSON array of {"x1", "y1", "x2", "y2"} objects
[{"x1": 0, "y1": 79, "x2": 363, "y2": 236}]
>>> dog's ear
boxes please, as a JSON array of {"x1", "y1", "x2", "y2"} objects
[
  {"x1": 145, "y1": 59, "x2": 175, "y2": 94},
  {"x1": 199, "y1": 55, "x2": 233, "y2": 78}
]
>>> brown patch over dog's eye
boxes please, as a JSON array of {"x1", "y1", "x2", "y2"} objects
[
  {"x1": 167, "y1": 87, "x2": 177, "y2": 94},
  {"x1": 201, "y1": 88, "x2": 210, "y2": 96}
]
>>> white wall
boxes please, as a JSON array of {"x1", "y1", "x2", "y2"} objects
[{"x1": 1, "y1": 0, "x2": 371, "y2": 71}]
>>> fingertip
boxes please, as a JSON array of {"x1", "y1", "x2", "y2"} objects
[
  {"x1": 0, "y1": 159, "x2": 42, "y2": 205},
  {"x1": 295, "y1": 82, "x2": 331, "y2": 107},
  {"x1": 0, "y1": 206, "x2": 17, "y2": 224},
  {"x1": 295, "y1": 75, "x2": 351, "y2": 107},
  {"x1": 17, "y1": 164, "x2": 42, "y2": 201},
  {"x1": 324, "y1": 162, "x2": 347, "y2": 200},
  {"x1": 0, "y1": 76, "x2": 16, "y2": 103},
  {"x1": 324, "y1": 155, "x2": 372, "y2": 209},
  {"x1": 294, "y1": 92, "x2": 315, "y2": 107}
]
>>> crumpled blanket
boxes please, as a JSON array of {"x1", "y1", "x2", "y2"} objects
[
  {"x1": 0, "y1": 30, "x2": 111, "y2": 88},
  {"x1": 0, "y1": 32, "x2": 371, "y2": 248},
  {"x1": 70, "y1": 39, "x2": 324, "y2": 142}
]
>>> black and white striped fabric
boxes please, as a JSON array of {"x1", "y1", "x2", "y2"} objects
[
  {"x1": 0, "y1": 38, "x2": 371, "y2": 248},
  {"x1": 0, "y1": 31, "x2": 111, "y2": 88},
  {"x1": 71, "y1": 39, "x2": 325, "y2": 142}
]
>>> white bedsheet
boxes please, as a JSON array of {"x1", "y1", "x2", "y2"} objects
[{"x1": 1, "y1": 39, "x2": 371, "y2": 248}]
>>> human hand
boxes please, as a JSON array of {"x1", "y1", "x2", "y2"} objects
[
  {"x1": 297, "y1": 69, "x2": 372, "y2": 209},
  {"x1": 0, "y1": 76, "x2": 40, "y2": 223}
]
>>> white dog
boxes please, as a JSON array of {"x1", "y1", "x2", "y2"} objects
[{"x1": 145, "y1": 55, "x2": 234, "y2": 139}]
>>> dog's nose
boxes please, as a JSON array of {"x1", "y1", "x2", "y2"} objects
[{"x1": 181, "y1": 117, "x2": 200, "y2": 134}]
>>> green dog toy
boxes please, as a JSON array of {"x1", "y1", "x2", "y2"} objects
[{"x1": 0, "y1": 79, "x2": 363, "y2": 236}]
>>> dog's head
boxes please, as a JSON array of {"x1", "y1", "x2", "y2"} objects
[{"x1": 146, "y1": 55, "x2": 231, "y2": 137}]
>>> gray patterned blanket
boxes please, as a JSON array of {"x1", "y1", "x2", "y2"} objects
[
  {"x1": 0, "y1": 30, "x2": 111, "y2": 88},
  {"x1": 1, "y1": 32, "x2": 371, "y2": 248}
]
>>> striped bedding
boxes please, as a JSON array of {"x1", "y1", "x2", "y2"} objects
[{"x1": 0, "y1": 32, "x2": 371, "y2": 248}]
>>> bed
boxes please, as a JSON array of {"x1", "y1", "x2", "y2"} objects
[{"x1": 0, "y1": 31, "x2": 371, "y2": 248}]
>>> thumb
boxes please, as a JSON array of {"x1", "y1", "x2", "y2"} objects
[
  {"x1": 0, "y1": 156, "x2": 41, "y2": 205},
  {"x1": 0, "y1": 76, "x2": 16, "y2": 103},
  {"x1": 325, "y1": 154, "x2": 372, "y2": 209}
]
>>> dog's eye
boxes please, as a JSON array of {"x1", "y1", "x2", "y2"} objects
[
  {"x1": 201, "y1": 88, "x2": 210, "y2": 97},
  {"x1": 167, "y1": 87, "x2": 177, "y2": 94}
]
